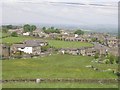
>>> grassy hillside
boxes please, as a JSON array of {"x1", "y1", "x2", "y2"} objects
[
  {"x1": 2, "y1": 36, "x2": 37, "y2": 44},
  {"x1": 3, "y1": 82, "x2": 118, "y2": 88},
  {"x1": 2, "y1": 36, "x2": 93, "y2": 48},
  {"x1": 3, "y1": 54, "x2": 117, "y2": 80},
  {"x1": 47, "y1": 40, "x2": 93, "y2": 48}
]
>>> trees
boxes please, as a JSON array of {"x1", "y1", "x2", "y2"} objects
[
  {"x1": 23, "y1": 24, "x2": 31, "y2": 32},
  {"x1": 91, "y1": 38, "x2": 97, "y2": 42},
  {"x1": 74, "y1": 29, "x2": 84, "y2": 35},
  {"x1": 42, "y1": 27, "x2": 46, "y2": 31},
  {"x1": 6, "y1": 25, "x2": 13, "y2": 29},
  {"x1": 2, "y1": 25, "x2": 13, "y2": 33},
  {"x1": 23, "y1": 24, "x2": 37, "y2": 32},
  {"x1": 42, "y1": 27, "x2": 60, "y2": 34},
  {"x1": 2, "y1": 25, "x2": 17, "y2": 30},
  {"x1": 115, "y1": 56, "x2": 119, "y2": 64},
  {"x1": 31, "y1": 25, "x2": 37, "y2": 32},
  {"x1": 109, "y1": 55, "x2": 114, "y2": 64},
  {"x1": 51, "y1": 27, "x2": 54, "y2": 30},
  {"x1": 106, "y1": 54, "x2": 116, "y2": 64},
  {"x1": 2, "y1": 28, "x2": 8, "y2": 33},
  {"x1": 94, "y1": 53, "x2": 99, "y2": 59},
  {"x1": 11, "y1": 32, "x2": 18, "y2": 37},
  {"x1": 41, "y1": 45, "x2": 51, "y2": 52}
]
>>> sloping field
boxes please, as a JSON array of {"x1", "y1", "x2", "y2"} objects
[{"x1": 3, "y1": 55, "x2": 117, "y2": 80}]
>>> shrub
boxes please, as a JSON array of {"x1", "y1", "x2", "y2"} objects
[{"x1": 11, "y1": 32, "x2": 18, "y2": 37}]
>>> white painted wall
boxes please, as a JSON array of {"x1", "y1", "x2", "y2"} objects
[
  {"x1": 40, "y1": 43, "x2": 44, "y2": 46},
  {"x1": 75, "y1": 34, "x2": 78, "y2": 38},
  {"x1": 23, "y1": 32, "x2": 30, "y2": 36},
  {"x1": 18, "y1": 47, "x2": 32, "y2": 54},
  {"x1": 61, "y1": 50, "x2": 65, "y2": 54}
]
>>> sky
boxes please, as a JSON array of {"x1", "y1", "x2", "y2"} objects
[{"x1": 0, "y1": 0, "x2": 119, "y2": 28}]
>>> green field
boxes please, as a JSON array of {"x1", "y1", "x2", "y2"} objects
[
  {"x1": 47, "y1": 40, "x2": 93, "y2": 48},
  {"x1": 3, "y1": 54, "x2": 117, "y2": 80},
  {"x1": 2, "y1": 36, "x2": 37, "y2": 44},
  {"x1": 2, "y1": 36, "x2": 118, "y2": 88},
  {"x1": 2, "y1": 82, "x2": 118, "y2": 88},
  {"x1": 2, "y1": 54, "x2": 118, "y2": 88},
  {"x1": 2, "y1": 36, "x2": 93, "y2": 48},
  {"x1": 0, "y1": 32, "x2": 10, "y2": 38}
]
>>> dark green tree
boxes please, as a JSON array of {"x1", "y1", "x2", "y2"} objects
[
  {"x1": 6, "y1": 25, "x2": 13, "y2": 29},
  {"x1": 94, "y1": 53, "x2": 99, "y2": 59},
  {"x1": 43, "y1": 27, "x2": 60, "y2": 34},
  {"x1": 109, "y1": 55, "x2": 115, "y2": 64},
  {"x1": 2, "y1": 28, "x2": 8, "y2": 33},
  {"x1": 106, "y1": 54, "x2": 115, "y2": 64},
  {"x1": 115, "y1": 56, "x2": 119, "y2": 64},
  {"x1": 42, "y1": 27, "x2": 46, "y2": 31},
  {"x1": 74, "y1": 30, "x2": 84, "y2": 35},
  {"x1": 41, "y1": 45, "x2": 51, "y2": 52},
  {"x1": 51, "y1": 27, "x2": 54, "y2": 30},
  {"x1": 23, "y1": 24, "x2": 37, "y2": 32},
  {"x1": 91, "y1": 38, "x2": 97, "y2": 42},
  {"x1": 31, "y1": 25, "x2": 37, "y2": 32},
  {"x1": 11, "y1": 32, "x2": 18, "y2": 37},
  {"x1": 23, "y1": 24, "x2": 31, "y2": 32}
]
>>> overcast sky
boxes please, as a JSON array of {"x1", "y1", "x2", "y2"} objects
[{"x1": 1, "y1": 0, "x2": 119, "y2": 26}]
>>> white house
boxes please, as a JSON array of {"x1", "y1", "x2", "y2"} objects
[
  {"x1": 23, "y1": 32, "x2": 30, "y2": 36},
  {"x1": 18, "y1": 47, "x2": 32, "y2": 54},
  {"x1": 75, "y1": 34, "x2": 78, "y2": 38},
  {"x1": 11, "y1": 40, "x2": 47, "y2": 55}
]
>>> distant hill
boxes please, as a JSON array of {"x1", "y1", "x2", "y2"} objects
[{"x1": 36, "y1": 23, "x2": 117, "y2": 33}]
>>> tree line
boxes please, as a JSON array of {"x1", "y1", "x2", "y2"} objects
[
  {"x1": 42, "y1": 27, "x2": 60, "y2": 34},
  {"x1": 23, "y1": 24, "x2": 37, "y2": 32}
]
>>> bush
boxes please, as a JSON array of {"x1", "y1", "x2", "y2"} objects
[
  {"x1": 41, "y1": 45, "x2": 51, "y2": 52},
  {"x1": 74, "y1": 30, "x2": 84, "y2": 35},
  {"x1": 94, "y1": 53, "x2": 99, "y2": 59},
  {"x1": 11, "y1": 32, "x2": 18, "y2": 37},
  {"x1": 43, "y1": 27, "x2": 60, "y2": 34}
]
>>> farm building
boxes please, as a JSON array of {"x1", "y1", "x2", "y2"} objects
[{"x1": 11, "y1": 40, "x2": 48, "y2": 56}]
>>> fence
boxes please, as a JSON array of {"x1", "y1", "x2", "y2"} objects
[{"x1": 1, "y1": 78, "x2": 119, "y2": 84}]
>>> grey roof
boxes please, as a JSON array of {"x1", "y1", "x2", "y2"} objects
[
  {"x1": 24, "y1": 40, "x2": 47, "y2": 47},
  {"x1": 60, "y1": 48, "x2": 78, "y2": 51},
  {"x1": 93, "y1": 43, "x2": 109, "y2": 50},
  {"x1": 12, "y1": 44, "x2": 26, "y2": 48}
]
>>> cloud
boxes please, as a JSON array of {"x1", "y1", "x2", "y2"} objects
[{"x1": 1, "y1": 0, "x2": 118, "y2": 26}]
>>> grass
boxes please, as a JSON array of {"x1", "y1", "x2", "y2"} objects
[
  {"x1": 0, "y1": 32, "x2": 10, "y2": 38},
  {"x1": 2, "y1": 55, "x2": 118, "y2": 88},
  {"x1": 2, "y1": 33, "x2": 10, "y2": 37},
  {"x1": 2, "y1": 36, "x2": 93, "y2": 48},
  {"x1": 2, "y1": 82, "x2": 118, "y2": 88},
  {"x1": 47, "y1": 40, "x2": 93, "y2": 48},
  {"x1": 2, "y1": 54, "x2": 117, "y2": 80},
  {"x1": 2, "y1": 36, "x2": 38, "y2": 44}
]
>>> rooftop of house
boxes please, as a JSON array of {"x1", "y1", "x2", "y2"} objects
[
  {"x1": 8, "y1": 28, "x2": 23, "y2": 31},
  {"x1": 33, "y1": 29, "x2": 42, "y2": 33},
  {"x1": 85, "y1": 48, "x2": 96, "y2": 52},
  {"x1": 92, "y1": 42, "x2": 110, "y2": 50},
  {"x1": 60, "y1": 48, "x2": 79, "y2": 51},
  {"x1": 106, "y1": 37, "x2": 117, "y2": 40},
  {"x1": 24, "y1": 40, "x2": 47, "y2": 47},
  {"x1": 12, "y1": 44, "x2": 26, "y2": 48}
]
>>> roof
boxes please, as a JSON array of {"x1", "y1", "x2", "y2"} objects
[
  {"x1": 33, "y1": 29, "x2": 42, "y2": 33},
  {"x1": 24, "y1": 40, "x2": 47, "y2": 47},
  {"x1": 12, "y1": 44, "x2": 26, "y2": 48},
  {"x1": 92, "y1": 42, "x2": 109, "y2": 50},
  {"x1": 60, "y1": 48, "x2": 78, "y2": 51}
]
